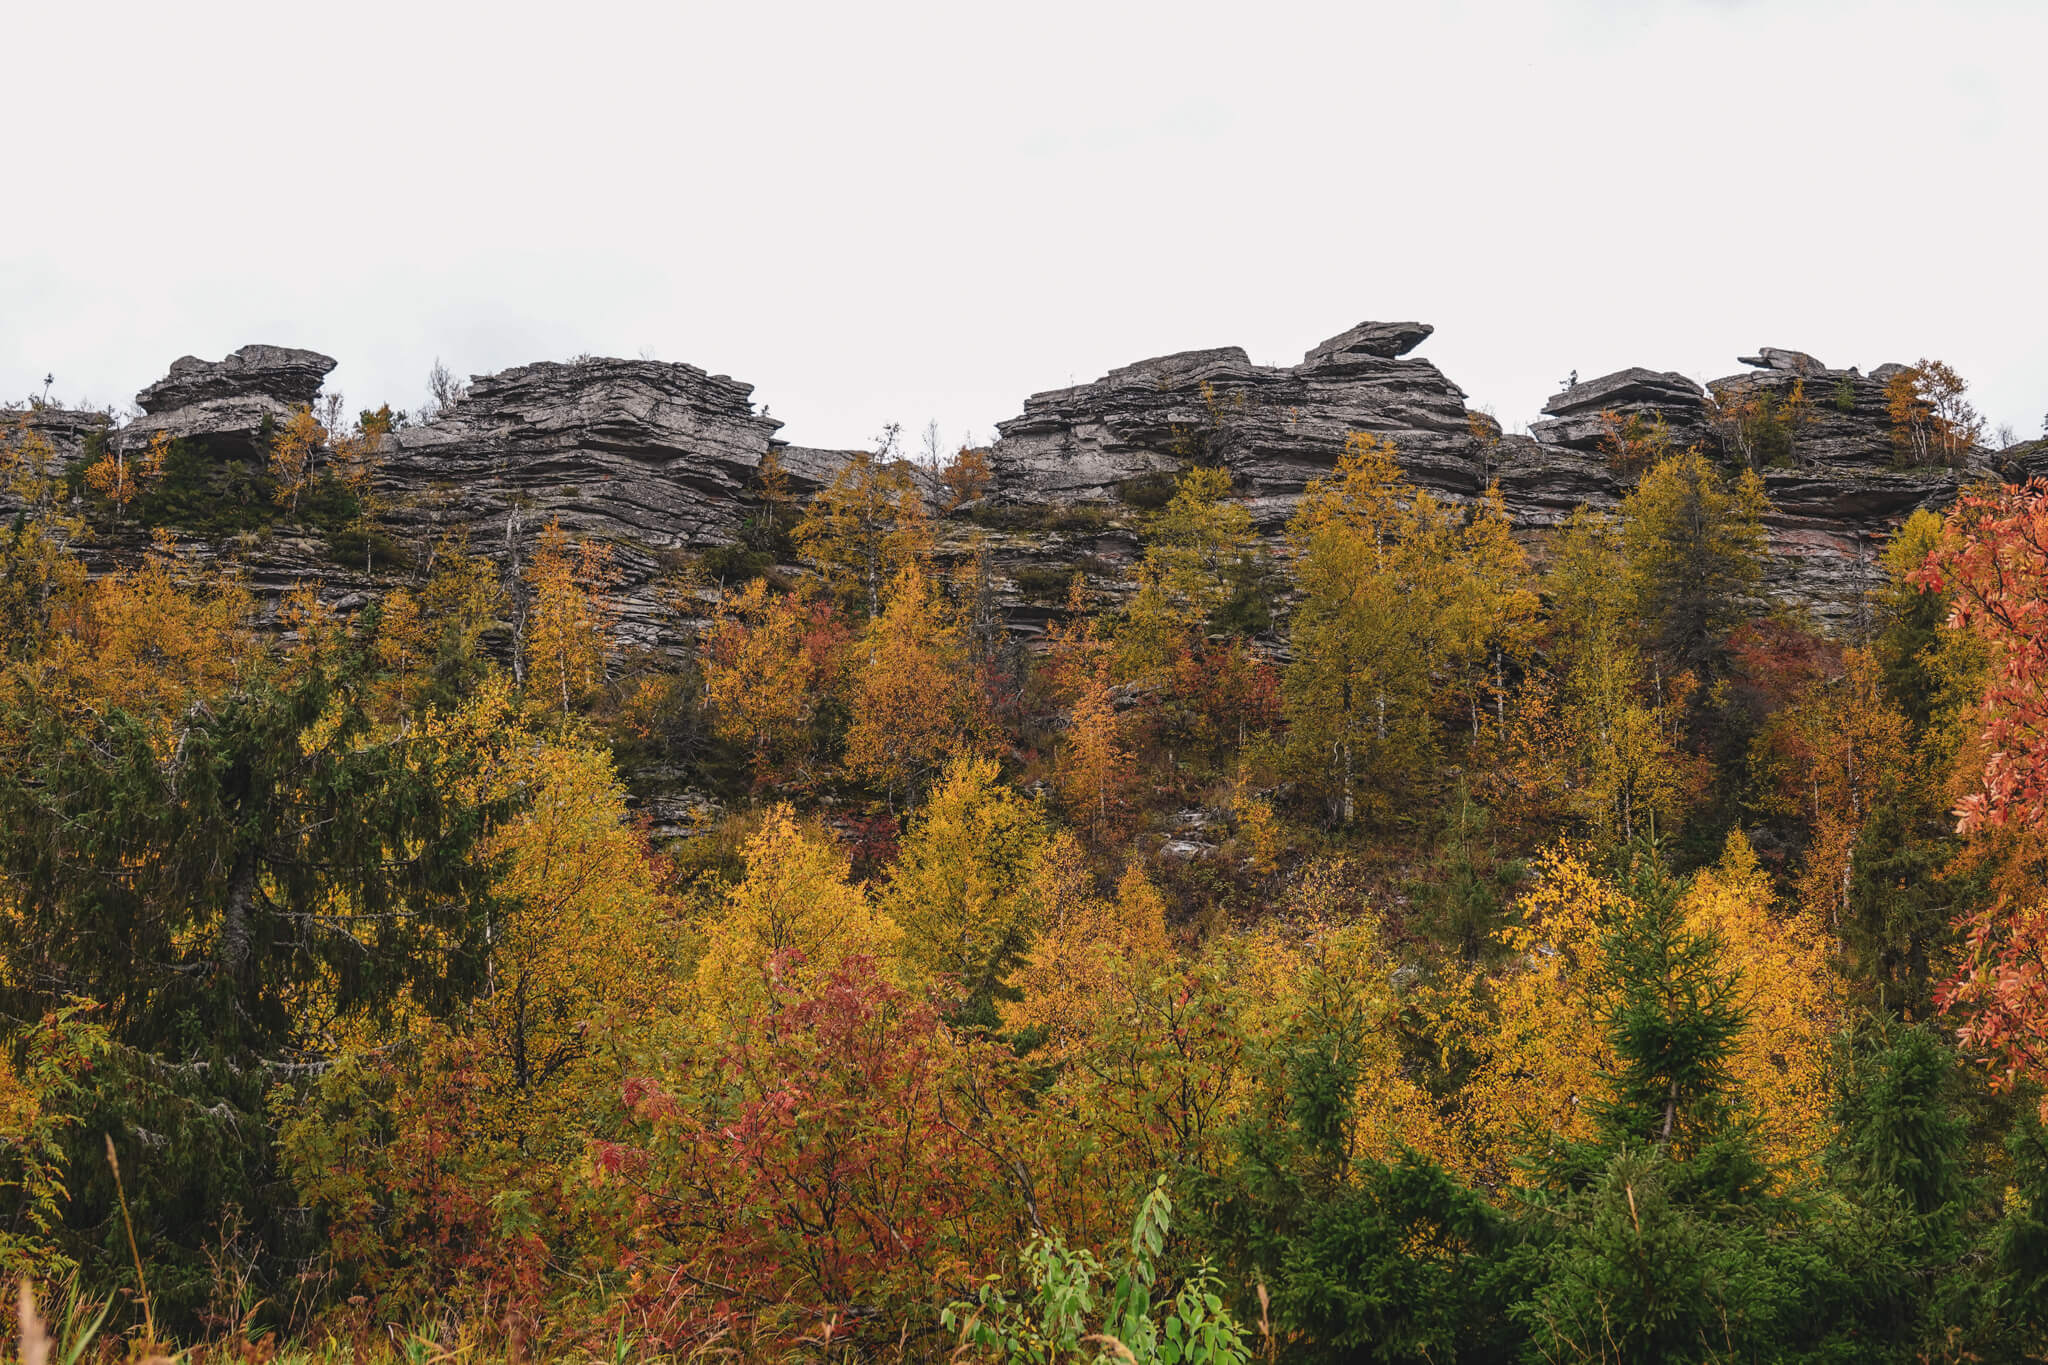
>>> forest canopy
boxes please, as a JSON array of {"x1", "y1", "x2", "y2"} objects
[{"x1": 3, "y1": 394, "x2": 2048, "y2": 1363}]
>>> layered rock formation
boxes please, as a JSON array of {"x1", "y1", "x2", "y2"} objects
[
  {"x1": 125, "y1": 344, "x2": 336, "y2": 451},
  {"x1": 1530, "y1": 368, "x2": 1711, "y2": 453},
  {"x1": 379, "y1": 357, "x2": 789, "y2": 647},
  {"x1": 984, "y1": 326, "x2": 1996, "y2": 629},
  {"x1": 1522, "y1": 347, "x2": 1981, "y2": 626},
  {"x1": 988, "y1": 321, "x2": 1485, "y2": 525},
  {"x1": 15, "y1": 323, "x2": 2030, "y2": 646},
  {"x1": 9, "y1": 403, "x2": 111, "y2": 466}
]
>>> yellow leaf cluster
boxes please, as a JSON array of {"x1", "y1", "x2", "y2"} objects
[
  {"x1": 691, "y1": 806, "x2": 901, "y2": 1031},
  {"x1": 1463, "y1": 848, "x2": 1619, "y2": 1182},
  {"x1": 843, "y1": 565, "x2": 986, "y2": 803},
  {"x1": 885, "y1": 754, "x2": 1048, "y2": 1006},
  {"x1": 1683, "y1": 831, "x2": 1843, "y2": 1167}
]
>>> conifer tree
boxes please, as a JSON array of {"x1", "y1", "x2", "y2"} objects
[
  {"x1": 884, "y1": 754, "x2": 1048, "y2": 1025},
  {"x1": 0, "y1": 612, "x2": 519, "y2": 1314},
  {"x1": 1621, "y1": 449, "x2": 1769, "y2": 675},
  {"x1": 1592, "y1": 852, "x2": 1750, "y2": 1155},
  {"x1": 1121, "y1": 465, "x2": 1260, "y2": 669},
  {"x1": 843, "y1": 564, "x2": 985, "y2": 806}
]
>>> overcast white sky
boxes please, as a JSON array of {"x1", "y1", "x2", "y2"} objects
[{"x1": 5, "y1": 0, "x2": 2044, "y2": 450}]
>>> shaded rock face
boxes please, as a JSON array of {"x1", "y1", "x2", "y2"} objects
[
  {"x1": 988, "y1": 322, "x2": 1486, "y2": 525},
  {"x1": 11, "y1": 404, "x2": 112, "y2": 465},
  {"x1": 125, "y1": 345, "x2": 337, "y2": 451}
]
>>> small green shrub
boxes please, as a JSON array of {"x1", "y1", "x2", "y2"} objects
[
  {"x1": 1044, "y1": 502, "x2": 1113, "y2": 534},
  {"x1": 967, "y1": 501, "x2": 1114, "y2": 535},
  {"x1": 327, "y1": 527, "x2": 413, "y2": 572},
  {"x1": 944, "y1": 1177, "x2": 1252, "y2": 1365},
  {"x1": 700, "y1": 542, "x2": 774, "y2": 584},
  {"x1": 124, "y1": 436, "x2": 360, "y2": 539},
  {"x1": 1012, "y1": 565, "x2": 1078, "y2": 603}
]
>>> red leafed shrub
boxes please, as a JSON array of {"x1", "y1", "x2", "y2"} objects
[
  {"x1": 1915, "y1": 479, "x2": 2048, "y2": 1101},
  {"x1": 595, "y1": 954, "x2": 1023, "y2": 1353},
  {"x1": 1916, "y1": 480, "x2": 2048, "y2": 836},
  {"x1": 1160, "y1": 639, "x2": 1281, "y2": 768},
  {"x1": 1725, "y1": 617, "x2": 1841, "y2": 720}
]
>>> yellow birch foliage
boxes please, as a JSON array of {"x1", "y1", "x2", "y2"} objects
[
  {"x1": 1003, "y1": 833, "x2": 1168, "y2": 1060},
  {"x1": 82, "y1": 430, "x2": 168, "y2": 517},
  {"x1": 1232, "y1": 780, "x2": 1285, "y2": 875},
  {"x1": 1056, "y1": 663, "x2": 1131, "y2": 842},
  {"x1": 843, "y1": 565, "x2": 986, "y2": 802},
  {"x1": 1545, "y1": 508, "x2": 1692, "y2": 842},
  {"x1": 1462, "y1": 847, "x2": 1620, "y2": 1183},
  {"x1": 1681, "y1": 830, "x2": 1843, "y2": 1167},
  {"x1": 883, "y1": 754, "x2": 1048, "y2": 1008},
  {"x1": 701, "y1": 578, "x2": 843, "y2": 784},
  {"x1": 691, "y1": 806, "x2": 900, "y2": 1029},
  {"x1": 32, "y1": 553, "x2": 256, "y2": 755},
  {"x1": 522, "y1": 520, "x2": 618, "y2": 719},
  {"x1": 1282, "y1": 434, "x2": 1461, "y2": 824},
  {"x1": 792, "y1": 448, "x2": 932, "y2": 618},
  {"x1": 1448, "y1": 484, "x2": 1540, "y2": 738},
  {"x1": 475, "y1": 738, "x2": 676, "y2": 1103},
  {"x1": 270, "y1": 404, "x2": 325, "y2": 513}
]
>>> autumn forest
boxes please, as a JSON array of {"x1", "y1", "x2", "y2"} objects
[{"x1": 4, "y1": 362, "x2": 2048, "y2": 1365}]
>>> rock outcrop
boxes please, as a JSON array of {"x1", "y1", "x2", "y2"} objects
[
  {"x1": 124, "y1": 345, "x2": 337, "y2": 451},
  {"x1": 1517, "y1": 347, "x2": 1985, "y2": 628},
  {"x1": 988, "y1": 321, "x2": 1486, "y2": 525},
  {"x1": 1529, "y1": 369, "x2": 1712, "y2": 454},
  {"x1": 375, "y1": 357, "x2": 787, "y2": 648},
  {"x1": 41, "y1": 322, "x2": 2027, "y2": 648},
  {"x1": 9, "y1": 404, "x2": 112, "y2": 466},
  {"x1": 980, "y1": 324, "x2": 2007, "y2": 628}
]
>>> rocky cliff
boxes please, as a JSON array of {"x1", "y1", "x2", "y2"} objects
[
  {"x1": 377, "y1": 357, "x2": 791, "y2": 649},
  {"x1": 14, "y1": 323, "x2": 2040, "y2": 643},
  {"x1": 983, "y1": 325, "x2": 2027, "y2": 630},
  {"x1": 989, "y1": 320, "x2": 1482, "y2": 525}
]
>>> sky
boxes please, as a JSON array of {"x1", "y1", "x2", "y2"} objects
[{"x1": 4, "y1": 0, "x2": 2045, "y2": 451}]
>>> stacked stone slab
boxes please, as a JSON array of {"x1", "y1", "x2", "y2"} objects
[{"x1": 124, "y1": 344, "x2": 336, "y2": 453}]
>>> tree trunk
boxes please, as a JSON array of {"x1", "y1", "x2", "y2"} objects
[{"x1": 222, "y1": 850, "x2": 256, "y2": 982}]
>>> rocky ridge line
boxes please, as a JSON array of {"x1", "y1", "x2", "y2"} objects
[{"x1": 12, "y1": 324, "x2": 2044, "y2": 640}]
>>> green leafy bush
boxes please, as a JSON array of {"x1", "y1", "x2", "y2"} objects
[{"x1": 944, "y1": 1177, "x2": 1252, "y2": 1365}]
